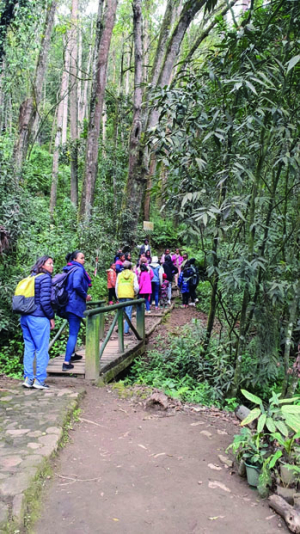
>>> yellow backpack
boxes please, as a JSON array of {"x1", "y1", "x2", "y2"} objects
[{"x1": 12, "y1": 273, "x2": 44, "y2": 314}]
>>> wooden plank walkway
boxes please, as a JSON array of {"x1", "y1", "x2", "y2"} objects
[{"x1": 47, "y1": 303, "x2": 174, "y2": 382}]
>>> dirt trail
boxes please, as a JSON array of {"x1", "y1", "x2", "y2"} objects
[
  {"x1": 34, "y1": 308, "x2": 286, "y2": 534},
  {"x1": 34, "y1": 386, "x2": 285, "y2": 534}
]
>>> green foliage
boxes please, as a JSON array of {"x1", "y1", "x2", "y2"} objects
[{"x1": 126, "y1": 321, "x2": 236, "y2": 406}]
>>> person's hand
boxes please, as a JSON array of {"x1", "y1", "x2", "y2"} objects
[
  {"x1": 86, "y1": 295, "x2": 92, "y2": 301},
  {"x1": 50, "y1": 319, "x2": 55, "y2": 330}
]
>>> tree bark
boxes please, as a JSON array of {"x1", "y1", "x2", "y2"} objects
[
  {"x1": 69, "y1": 0, "x2": 79, "y2": 207},
  {"x1": 79, "y1": 18, "x2": 94, "y2": 128},
  {"x1": 119, "y1": 0, "x2": 143, "y2": 244},
  {"x1": 80, "y1": 0, "x2": 118, "y2": 220},
  {"x1": 49, "y1": 41, "x2": 72, "y2": 216},
  {"x1": 121, "y1": 0, "x2": 209, "y2": 242},
  {"x1": 13, "y1": 0, "x2": 57, "y2": 177}
]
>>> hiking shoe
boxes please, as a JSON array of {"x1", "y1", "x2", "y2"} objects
[
  {"x1": 62, "y1": 363, "x2": 74, "y2": 371},
  {"x1": 124, "y1": 332, "x2": 132, "y2": 336},
  {"x1": 109, "y1": 301, "x2": 113, "y2": 305},
  {"x1": 33, "y1": 379, "x2": 49, "y2": 390},
  {"x1": 189, "y1": 302, "x2": 196, "y2": 306},
  {"x1": 147, "y1": 310, "x2": 151, "y2": 314},
  {"x1": 23, "y1": 377, "x2": 34, "y2": 388},
  {"x1": 71, "y1": 353, "x2": 83, "y2": 361},
  {"x1": 195, "y1": 298, "x2": 199, "y2": 303}
]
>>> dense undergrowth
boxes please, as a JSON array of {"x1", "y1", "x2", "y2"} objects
[{"x1": 124, "y1": 317, "x2": 292, "y2": 409}]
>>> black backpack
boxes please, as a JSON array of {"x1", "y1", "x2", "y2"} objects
[{"x1": 51, "y1": 267, "x2": 78, "y2": 312}]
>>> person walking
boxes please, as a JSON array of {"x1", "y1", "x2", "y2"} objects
[
  {"x1": 178, "y1": 261, "x2": 192, "y2": 308},
  {"x1": 160, "y1": 248, "x2": 170, "y2": 264},
  {"x1": 188, "y1": 258, "x2": 199, "y2": 306},
  {"x1": 115, "y1": 253, "x2": 125, "y2": 274},
  {"x1": 149, "y1": 255, "x2": 163, "y2": 310},
  {"x1": 115, "y1": 261, "x2": 139, "y2": 336},
  {"x1": 163, "y1": 254, "x2": 178, "y2": 305},
  {"x1": 138, "y1": 263, "x2": 153, "y2": 313},
  {"x1": 145, "y1": 249, "x2": 152, "y2": 264},
  {"x1": 138, "y1": 239, "x2": 151, "y2": 256},
  {"x1": 171, "y1": 248, "x2": 183, "y2": 286},
  {"x1": 106, "y1": 262, "x2": 117, "y2": 304},
  {"x1": 20, "y1": 256, "x2": 55, "y2": 389},
  {"x1": 62, "y1": 251, "x2": 92, "y2": 371}
]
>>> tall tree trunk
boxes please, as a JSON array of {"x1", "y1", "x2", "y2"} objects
[
  {"x1": 121, "y1": 0, "x2": 208, "y2": 243},
  {"x1": 69, "y1": 0, "x2": 79, "y2": 207},
  {"x1": 13, "y1": 0, "x2": 57, "y2": 177},
  {"x1": 79, "y1": 18, "x2": 94, "y2": 128},
  {"x1": 80, "y1": 0, "x2": 118, "y2": 220},
  {"x1": 61, "y1": 35, "x2": 70, "y2": 146},
  {"x1": 49, "y1": 43, "x2": 72, "y2": 215}
]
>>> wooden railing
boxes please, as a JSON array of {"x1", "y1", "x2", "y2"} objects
[
  {"x1": 84, "y1": 298, "x2": 146, "y2": 380},
  {"x1": 48, "y1": 300, "x2": 106, "y2": 350}
]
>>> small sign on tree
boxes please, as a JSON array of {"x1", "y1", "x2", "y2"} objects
[{"x1": 143, "y1": 221, "x2": 154, "y2": 231}]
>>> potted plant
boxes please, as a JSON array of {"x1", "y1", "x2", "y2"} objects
[{"x1": 227, "y1": 428, "x2": 267, "y2": 487}]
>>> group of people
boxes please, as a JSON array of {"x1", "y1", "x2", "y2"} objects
[
  {"x1": 106, "y1": 240, "x2": 200, "y2": 323},
  {"x1": 20, "y1": 250, "x2": 91, "y2": 390},
  {"x1": 19, "y1": 242, "x2": 199, "y2": 390}
]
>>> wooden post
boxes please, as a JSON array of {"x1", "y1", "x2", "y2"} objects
[
  {"x1": 136, "y1": 301, "x2": 145, "y2": 339},
  {"x1": 99, "y1": 311, "x2": 105, "y2": 339},
  {"x1": 117, "y1": 309, "x2": 124, "y2": 353},
  {"x1": 85, "y1": 314, "x2": 100, "y2": 379}
]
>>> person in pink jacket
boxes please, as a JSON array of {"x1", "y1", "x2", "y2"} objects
[
  {"x1": 172, "y1": 248, "x2": 183, "y2": 286},
  {"x1": 138, "y1": 263, "x2": 154, "y2": 313}
]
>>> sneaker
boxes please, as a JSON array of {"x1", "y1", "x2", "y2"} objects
[
  {"x1": 109, "y1": 301, "x2": 113, "y2": 305},
  {"x1": 189, "y1": 302, "x2": 196, "y2": 306},
  {"x1": 62, "y1": 363, "x2": 74, "y2": 371},
  {"x1": 124, "y1": 332, "x2": 132, "y2": 336},
  {"x1": 147, "y1": 310, "x2": 151, "y2": 314},
  {"x1": 23, "y1": 377, "x2": 34, "y2": 388},
  {"x1": 155, "y1": 306, "x2": 159, "y2": 310},
  {"x1": 195, "y1": 298, "x2": 199, "y2": 303},
  {"x1": 33, "y1": 379, "x2": 49, "y2": 390},
  {"x1": 167, "y1": 300, "x2": 171, "y2": 306},
  {"x1": 71, "y1": 353, "x2": 83, "y2": 361}
]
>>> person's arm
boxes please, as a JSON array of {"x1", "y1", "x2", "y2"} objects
[
  {"x1": 133, "y1": 274, "x2": 139, "y2": 295},
  {"x1": 72, "y1": 269, "x2": 88, "y2": 300},
  {"x1": 39, "y1": 274, "x2": 54, "y2": 319},
  {"x1": 149, "y1": 269, "x2": 154, "y2": 281}
]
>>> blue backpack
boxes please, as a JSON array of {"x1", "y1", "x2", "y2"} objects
[{"x1": 151, "y1": 265, "x2": 160, "y2": 283}]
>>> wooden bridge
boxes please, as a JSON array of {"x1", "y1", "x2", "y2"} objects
[{"x1": 47, "y1": 298, "x2": 174, "y2": 383}]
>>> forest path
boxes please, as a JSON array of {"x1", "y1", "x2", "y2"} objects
[{"x1": 34, "y1": 308, "x2": 286, "y2": 534}]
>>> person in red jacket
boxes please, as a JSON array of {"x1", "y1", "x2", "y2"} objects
[
  {"x1": 138, "y1": 263, "x2": 154, "y2": 313},
  {"x1": 107, "y1": 262, "x2": 117, "y2": 304}
]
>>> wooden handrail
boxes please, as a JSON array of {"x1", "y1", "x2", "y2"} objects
[
  {"x1": 85, "y1": 298, "x2": 146, "y2": 380},
  {"x1": 84, "y1": 298, "x2": 146, "y2": 317}
]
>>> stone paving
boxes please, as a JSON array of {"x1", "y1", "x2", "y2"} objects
[{"x1": 0, "y1": 381, "x2": 84, "y2": 532}]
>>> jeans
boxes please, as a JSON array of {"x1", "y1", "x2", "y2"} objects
[
  {"x1": 140, "y1": 293, "x2": 150, "y2": 311},
  {"x1": 118, "y1": 298, "x2": 133, "y2": 334},
  {"x1": 65, "y1": 313, "x2": 82, "y2": 362},
  {"x1": 190, "y1": 284, "x2": 197, "y2": 302},
  {"x1": 151, "y1": 282, "x2": 160, "y2": 307},
  {"x1": 167, "y1": 282, "x2": 172, "y2": 302},
  {"x1": 182, "y1": 293, "x2": 189, "y2": 305},
  {"x1": 20, "y1": 315, "x2": 50, "y2": 383}
]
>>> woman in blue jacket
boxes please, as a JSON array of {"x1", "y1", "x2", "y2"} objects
[
  {"x1": 21, "y1": 255, "x2": 55, "y2": 389},
  {"x1": 62, "y1": 250, "x2": 92, "y2": 371}
]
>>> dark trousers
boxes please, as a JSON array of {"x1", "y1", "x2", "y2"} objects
[
  {"x1": 182, "y1": 293, "x2": 189, "y2": 305},
  {"x1": 190, "y1": 284, "x2": 197, "y2": 302},
  {"x1": 108, "y1": 288, "x2": 116, "y2": 302}
]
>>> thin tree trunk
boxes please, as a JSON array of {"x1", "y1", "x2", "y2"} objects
[
  {"x1": 49, "y1": 42, "x2": 72, "y2": 215},
  {"x1": 69, "y1": 0, "x2": 79, "y2": 207},
  {"x1": 61, "y1": 38, "x2": 70, "y2": 145},
  {"x1": 13, "y1": 0, "x2": 57, "y2": 177},
  {"x1": 80, "y1": 19, "x2": 94, "y2": 128},
  {"x1": 80, "y1": 0, "x2": 118, "y2": 220}
]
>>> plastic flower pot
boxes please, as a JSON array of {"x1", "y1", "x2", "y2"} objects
[
  {"x1": 280, "y1": 463, "x2": 296, "y2": 487},
  {"x1": 245, "y1": 462, "x2": 261, "y2": 487}
]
